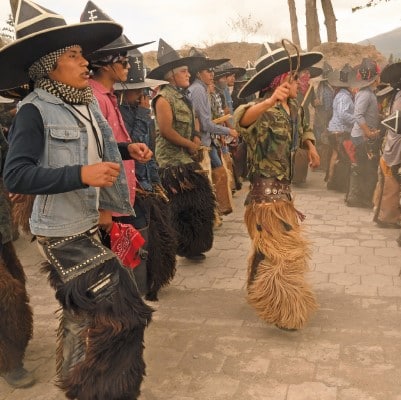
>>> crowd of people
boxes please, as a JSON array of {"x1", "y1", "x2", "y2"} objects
[{"x1": 0, "y1": 0, "x2": 400, "y2": 398}]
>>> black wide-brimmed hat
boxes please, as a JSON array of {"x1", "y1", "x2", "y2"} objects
[
  {"x1": 327, "y1": 63, "x2": 358, "y2": 88},
  {"x1": 80, "y1": 1, "x2": 154, "y2": 58},
  {"x1": 380, "y1": 62, "x2": 401, "y2": 89},
  {"x1": 0, "y1": 0, "x2": 123, "y2": 90},
  {"x1": 214, "y1": 61, "x2": 246, "y2": 80},
  {"x1": 114, "y1": 49, "x2": 168, "y2": 91},
  {"x1": 238, "y1": 41, "x2": 323, "y2": 98},
  {"x1": 354, "y1": 58, "x2": 380, "y2": 89},
  {"x1": 0, "y1": 84, "x2": 30, "y2": 100},
  {"x1": 188, "y1": 47, "x2": 229, "y2": 75},
  {"x1": 146, "y1": 39, "x2": 205, "y2": 80},
  {"x1": 307, "y1": 66, "x2": 323, "y2": 79}
]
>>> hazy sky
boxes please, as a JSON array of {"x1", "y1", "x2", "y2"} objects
[{"x1": 0, "y1": 0, "x2": 400, "y2": 53}]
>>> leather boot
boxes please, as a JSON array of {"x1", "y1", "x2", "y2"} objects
[
  {"x1": 212, "y1": 166, "x2": 233, "y2": 215},
  {"x1": 346, "y1": 163, "x2": 363, "y2": 207}
]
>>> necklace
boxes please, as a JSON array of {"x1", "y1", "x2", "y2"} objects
[{"x1": 70, "y1": 105, "x2": 104, "y2": 159}]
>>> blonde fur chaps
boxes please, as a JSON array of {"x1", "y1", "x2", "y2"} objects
[{"x1": 244, "y1": 200, "x2": 317, "y2": 329}]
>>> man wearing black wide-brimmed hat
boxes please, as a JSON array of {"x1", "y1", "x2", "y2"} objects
[
  {"x1": 148, "y1": 39, "x2": 216, "y2": 262},
  {"x1": 1, "y1": 1, "x2": 152, "y2": 398},
  {"x1": 346, "y1": 58, "x2": 381, "y2": 209},
  {"x1": 234, "y1": 40, "x2": 322, "y2": 331},
  {"x1": 325, "y1": 63, "x2": 358, "y2": 192},
  {"x1": 187, "y1": 48, "x2": 239, "y2": 216},
  {"x1": 81, "y1": 1, "x2": 154, "y2": 296},
  {"x1": 114, "y1": 49, "x2": 177, "y2": 301}
]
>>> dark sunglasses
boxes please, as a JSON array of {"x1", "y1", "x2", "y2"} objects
[{"x1": 115, "y1": 59, "x2": 130, "y2": 68}]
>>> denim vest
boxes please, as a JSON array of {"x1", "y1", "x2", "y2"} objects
[{"x1": 21, "y1": 89, "x2": 134, "y2": 237}]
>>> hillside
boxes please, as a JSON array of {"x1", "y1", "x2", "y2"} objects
[
  {"x1": 144, "y1": 41, "x2": 387, "y2": 73},
  {"x1": 359, "y1": 27, "x2": 401, "y2": 59}
]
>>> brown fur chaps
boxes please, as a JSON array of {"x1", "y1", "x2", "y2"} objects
[
  {"x1": 244, "y1": 200, "x2": 317, "y2": 329},
  {"x1": 0, "y1": 241, "x2": 33, "y2": 373}
]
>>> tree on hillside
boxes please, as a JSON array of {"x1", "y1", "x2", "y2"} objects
[
  {"x1": 287, "y1": 0, "x2": 338, "y2": 50},
  {"x1": 321, "y1": 0, "x2": 337, "y2": 42},
  {"x1": 226, "y1": 13, "x2": 263, "y2": 42},
  {"x1": 305, "y1": 0, "x2": 321, "y2": 50},
  {"x1": 287, "y1": 0, "x2": 301, "y2": 47},
  {"x1": 352, "y1": 0, "x2": 391, "y2": 12}
]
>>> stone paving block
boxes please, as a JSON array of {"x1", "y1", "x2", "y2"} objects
[
  {"x1": 212, "y1": 277, "x2": 245, "y2": 290},
  {"x1": 308, "y1": 271, "x2": 329, "y2": 284},
  {"x1": 234, "y1": 380, "x2": 287, "y2": 400},
  {"x1": 329, "y1": 272, "x2": 360, "y2": 286},
  {"x1": 378, "y1": 285, "x2": 401, "y2": 297},
  {"x1": 315, "y1": 262, "x2": 345, "y2": 273},
  {"x1": 344, "y1": 284, "x2": 378, "y2": 296},
  {"x1": 333, "y1": 238, "x2": 360, "y2": 246},
  {"x1": 297, "y1": 341, "x2": 340, "y2": 363},
  {"x1": 346, "y1": 245, "x2": 374, "y2": 256},
  {"x1": 362, "y1": 274, "x2": 394, "y2": 287},
  {"x1": 331, "y1": 254, "x2": 361, "y2": 265},
  {"x1": 315, "y1": 282, "x2": 345, "y2": 294},
  {"x1": 338, "y1": 388, "x2": 379, "y2": 400},
  {"x1": 186, "y1": 374, "x2": 240, "y2": 399},
  {"x1": 375, "y1": 247, "x2": 401, "y2": 257},
  {"x1": 287, "y1": 381, "x2": 337, "y2": 400},
  {"x1": 346, "y1": 263, "x2": 375, "y2": 275},
  {"x1": 314, "y1": 365, "x2": 351, "y2": 387}
]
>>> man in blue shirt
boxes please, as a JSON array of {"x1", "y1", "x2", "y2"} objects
[{"x1": 187, "y1": 50, "x2": 239, "y2": 215}]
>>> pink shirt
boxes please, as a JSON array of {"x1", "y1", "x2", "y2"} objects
[{"x1": 90, "y1": 79, "x2": 136, "y2": 213}]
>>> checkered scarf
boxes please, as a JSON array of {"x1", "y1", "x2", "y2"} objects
[{"x1": 28, "y1": 46, "x2": 94, "y2": 105}]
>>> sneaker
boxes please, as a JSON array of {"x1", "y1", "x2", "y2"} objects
[{"x1": 1, "y1": 366, "x2": 35, "y2": 388}]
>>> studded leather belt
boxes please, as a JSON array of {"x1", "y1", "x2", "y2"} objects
[{"x1": 246, "y1": 176, "x2": 292, "y2": 204}]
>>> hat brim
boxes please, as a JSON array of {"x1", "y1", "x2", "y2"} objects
[
  {"x1": 376, "y1": 85, "x2": 394, "y2": 98},
  {"x1": 190, "y1": 58, "x2": 230, "y2": 74},
  {"x1": 380, "y1": 62, "x2": 401, "y2": 88},
  {"x1": 0, "y1": 85, "x2": 30, "y2": 100},
  {"x1": 146, "y1": 56, "x2": 205, "y2": 80},
  {"x1": 114, "y1": 77, "x2": 168, "y2": 91},
  {"x1": 0, "y1": 21, "x2": 122, "y2": 90},
  {"x1": 238, "y1": 52, "x2": 323, "y2": 98},
  {"x1": 354, "y1": 76, "x2": 378, "y2": 89},
  {"x1": 327, "y1": 70, "x2": 359, "y2": 88},
  {"x1": 214, "y1": 67, "x2": 247, "y2": 80},
  {"x1": 88, "y1": 41, "x2": 155, "y2": 58},
  {"x1": 308, "y1": 66, "x2": 323, "y2": 79},
  {"x1": 0, "y1": 95, "x2": 14, "y2": 104}
]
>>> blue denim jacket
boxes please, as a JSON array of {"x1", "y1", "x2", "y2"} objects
[
  {"x1": 119, "y1": 104, "x2": 160, "y2": 191},
  {"x1": 21, "y1": 89, "x2": 134, "y2": 237}
]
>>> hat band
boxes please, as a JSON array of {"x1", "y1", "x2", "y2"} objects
[
  {"x1": 256, "y1": 49, "x2": 287, "y2": 72},
  {"x1": 340, "y1": 71, "x2": 349, "y2": 83}
]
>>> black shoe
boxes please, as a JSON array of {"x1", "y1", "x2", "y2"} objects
[
  {"x1": 1, "y1": 366, "x2": 35, "y2": 388},
  {"x1": 275, "y1": 324, "x2": 298, "y2": 332},
  {"x1": 186, "y1": 253, "x2": 206, "y2": 261}
]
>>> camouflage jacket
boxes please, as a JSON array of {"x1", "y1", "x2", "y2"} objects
[
  {"x1": 234, "y1": 98, "x2": 315, "y2": 182},
  {"x1": 154, "y1": 84, "x2": 195, "y2": 168}
]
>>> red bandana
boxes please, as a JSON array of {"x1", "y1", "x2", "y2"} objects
[{"x1": 110, "y1": 222, "x2": 145, "y2": 269}]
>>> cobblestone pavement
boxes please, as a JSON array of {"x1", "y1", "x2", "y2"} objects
[{"x1": 1, "y1": 170, "x2": 401, "y2": 400}]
